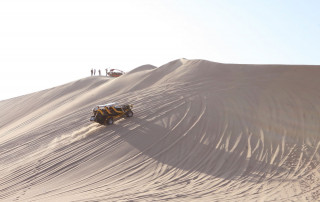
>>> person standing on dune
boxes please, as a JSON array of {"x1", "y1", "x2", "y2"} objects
[
  {"x1": 99, "y1": 69, "x2": 101, "y2": 76},
  {"x1": 94, "y1": 69, "x2": 96, "y2": 76},
  {"x1": 91, "y1": 68, "x2": 93, "y2": 76}
]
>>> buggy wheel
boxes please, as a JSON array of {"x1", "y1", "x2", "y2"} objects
[
  {"x1": 106, "y1": 117, "x2": 114, "y2": 125},
  {"x1": 126, "y1": 110, "x2": 133, "y2": 117},
  {"x1": 96, "y1": 114, "x2": 104, "y2": 124}
]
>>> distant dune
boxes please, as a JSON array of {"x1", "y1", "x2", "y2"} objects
[{"x1": 0, "y1": 59, "x2": 320, "y2": 201}]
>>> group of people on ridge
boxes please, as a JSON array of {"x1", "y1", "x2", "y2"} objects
[{"x1": 91, "y1": 68, "x2": 108, "y2": 76}]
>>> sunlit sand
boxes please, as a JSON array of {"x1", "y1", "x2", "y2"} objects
[{"x1": 1, "y1": 59, "x2": 319, "y2": 201}]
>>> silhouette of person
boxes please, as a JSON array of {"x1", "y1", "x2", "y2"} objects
[
  {"x1": 99, "y1": 69, "x2": 101, "y2": 76},
  {"x1": 91, "y1": 68, "x2": 93, "y2": 76},
  {"x1": 105, "y1": 68, "x2": 108, "y2": 76},
  {"x1": 94, "y1": 69, "x2": 96, "y2": 75}
]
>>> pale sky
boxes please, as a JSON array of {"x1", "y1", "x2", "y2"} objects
[{"x1": 1, "y1": 0, "x2": 320, "y2": 101}]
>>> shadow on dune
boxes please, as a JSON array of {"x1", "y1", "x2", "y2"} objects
[{"x1": 114, "y1": 115, "x2": 289, "y2": 183}]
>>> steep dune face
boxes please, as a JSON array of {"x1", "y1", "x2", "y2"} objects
[{"x1": 0, "y1": 59, "x2": 320, "y2": 201}]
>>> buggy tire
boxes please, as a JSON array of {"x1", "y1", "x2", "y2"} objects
[
  {"x1": 126, "y1": 110, "x2": 133, "y2": 117},
  {"x1": 106, "y1": 117, "x2": 114, "y2": 125},
  {"x1": 96, "y1": 114, "x2": 105, "y2": 124}
]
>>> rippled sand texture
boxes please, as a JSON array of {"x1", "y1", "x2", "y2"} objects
[{"x1": 1, "y1": 59, "x2": 320, "y2": 201}]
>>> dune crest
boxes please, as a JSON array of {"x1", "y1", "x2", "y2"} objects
[{"x1": 0, "y1": 59, "x2": 320, "y2": 201}]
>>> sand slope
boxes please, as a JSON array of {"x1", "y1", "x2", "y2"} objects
[{"x1": 0, "y1": 59, "x2": 320, "y2": 201}]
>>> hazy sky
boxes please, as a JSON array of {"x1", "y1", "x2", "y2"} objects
[{"x1": 1, "y1": 0, "x2": 320, "y2": 101}]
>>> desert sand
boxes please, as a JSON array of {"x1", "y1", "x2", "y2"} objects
[{"x1": 0, "y1": 59, "x2": 320, "y2": 201}]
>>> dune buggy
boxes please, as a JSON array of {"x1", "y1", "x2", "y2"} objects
[{"x1": 90, "y1": 103, "x2": 133, "y2": 125}]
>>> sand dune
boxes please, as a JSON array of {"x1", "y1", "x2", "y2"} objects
[{"x1": 0, "y1": 59, "x2": 320, "y2": 201}]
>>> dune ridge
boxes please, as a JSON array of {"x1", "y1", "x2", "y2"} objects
[{"x1": 0, "y1": 59, "x2": 320, "y2": 201}]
